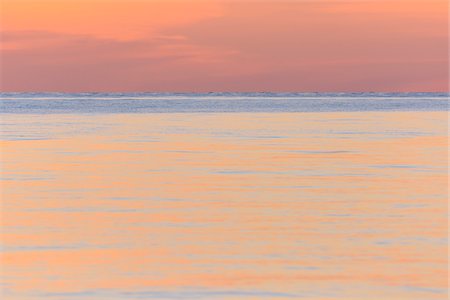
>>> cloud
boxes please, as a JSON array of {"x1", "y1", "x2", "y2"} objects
[
  {"x1": 0, "y1": 1, "x2": 448, "y2": 91},
  {"x1": 1, "y1": 0, "x2": 225, "y2": 40},
  {"x1": 0, "y1": 30, "x2": 238, "y2": 91}
]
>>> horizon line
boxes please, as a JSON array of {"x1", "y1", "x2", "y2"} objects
[{"x1": 1, "y1": 91, "x2": 449, "y2": 94}]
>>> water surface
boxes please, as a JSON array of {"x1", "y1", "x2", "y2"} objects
[{"x1": 0, "y1": 93, "x2": 448, "y2": 299}]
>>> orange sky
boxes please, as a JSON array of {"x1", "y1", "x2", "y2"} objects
[{"x1": 0, "y1": 0, "x2": 448, "y2": 92}]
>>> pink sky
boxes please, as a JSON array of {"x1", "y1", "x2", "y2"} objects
[{"x1": 0, "y1": 0, "x2": 448, "y2": 92}]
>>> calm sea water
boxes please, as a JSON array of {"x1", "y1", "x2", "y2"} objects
[{"x1": 0, "y1": 93, "x2": 448, "y2": 299}]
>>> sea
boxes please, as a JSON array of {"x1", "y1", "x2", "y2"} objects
[{"x1": 0, "y1": 93, "x2": 448, "y2": 299}]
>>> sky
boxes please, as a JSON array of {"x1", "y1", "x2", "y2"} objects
[{"x1": 0, "y1": 0, "x2": 448, "y2": 92}]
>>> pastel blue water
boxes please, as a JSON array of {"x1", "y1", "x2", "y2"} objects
[{"x1": 1, "y1": 92, "x2": 448, "y2": 113}]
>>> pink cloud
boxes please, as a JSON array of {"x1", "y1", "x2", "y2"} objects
[{"x1": 1, "y1": 1, "x2": 448, "y2": 92}]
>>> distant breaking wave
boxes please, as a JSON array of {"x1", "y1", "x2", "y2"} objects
[{"x1": 0, "y1": 92, "x2": 448, "y2": 113}]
